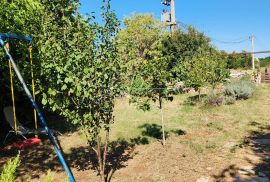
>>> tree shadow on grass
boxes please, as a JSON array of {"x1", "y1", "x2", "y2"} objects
[
  {"x1": 170, "y1": 129, "x2": 186, "y2": 136},
  {"x1": 105, "y1": 139, "x2": 136, "y2": 182},
  {"x1": 67, "y1": 138, "x2": 139, "y2": 182},
  {"x1": 138, "y1": 123, "x2": 167, "y2": 140},
  {"x1": 0, "y1": 137, "x2": 141, "y2": 182},
  {"x1": 130, "y1": 136, "x2": 149, "y2": 145},
  {"x1": 184, "y1": 94, "x2": 207, "y2": 106},
  {"x1": 248, "y1": 126, "x2": 270, "y2": 178},
  {"x1": 0, "y1": 124, "x2": 185, "y2": 181},
  {"x1": 138, "y1": 123, "x2": 186, "y2": 143},
  {"x1": 212, "y1": 122, "x2": 270, "y2": 181}
]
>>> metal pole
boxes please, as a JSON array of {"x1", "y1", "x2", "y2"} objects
[
  {"x1": 170, "y1": 0, "x2": 176, "y2": 32},
  {"x1": 28, "y1": 45, "x2": 38, "y2": 129},
  {"x1": 0, "y1": 39, "x2": 76, "y2": 182}
]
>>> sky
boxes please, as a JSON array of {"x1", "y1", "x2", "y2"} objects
[{"x1": 80, "y1": 0, "x2": 270, "y2": 58}]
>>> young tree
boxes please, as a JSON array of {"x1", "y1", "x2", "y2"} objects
[
  {"x1": 117, "y1": 14, "x2": 175, "y2": 145},
  {"x1": 38, "y1": 1, "x2": 123, "y2": 181},
  {"x1": 131, "y1": 36, "x2": 173, "y2": 146}
]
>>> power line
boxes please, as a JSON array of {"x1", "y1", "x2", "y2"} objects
[
  {"x1": 228, "y1": 50, "x2": 270, "y2": 55},
  {"x1": 211, "y1": 37, "x2": 250, "y2": 44}
]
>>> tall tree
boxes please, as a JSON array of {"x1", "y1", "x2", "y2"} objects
[
  {"x1": 117, "y1": 14, "x2": 164, "y2": 87},
  {"x1": 38, "y1": 1, "x2": 123, "y2": 181},
  {"x1": 161, "y1": 26, "x2": 212, "y2": 79}
]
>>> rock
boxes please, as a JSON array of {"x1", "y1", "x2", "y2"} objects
[
  {"x1": 206, "y1": 167, "x2": 213, "y2": 171},
  {"x1": 196, "y1": 176, "x2": 210, "y2": 182},
  {"x1": 238, "y1": 166, "x2": 255, "y2": 175}
]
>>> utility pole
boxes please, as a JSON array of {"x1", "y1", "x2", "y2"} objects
[
  {"x1": 250, "y1": 34, "x2": 255, "y2": 70},
  {"x1": 170, "y1": 0, "x2": 176, "y2": 32},
  {"x1": 161, "y1": 0, "x2": 177, "y2": 33}
]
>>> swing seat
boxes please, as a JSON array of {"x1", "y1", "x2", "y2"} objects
[
  {"x1": 12, "y1": 137, "x2": 41, "y2": 149},
  {"x1": 3, "y1": 106, "x2": 59, "y2": 144}
]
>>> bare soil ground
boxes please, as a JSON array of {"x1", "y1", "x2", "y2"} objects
[
  {"x1": 1, "y1": 132, "x2": 269, "y2": 182},
  {"x1": 1, "y1": 85, "x2": 270, "y2": 182}
]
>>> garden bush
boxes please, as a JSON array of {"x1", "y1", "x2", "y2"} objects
[
  {"x1": 224, "y1": 80, "x2": 255, "y2": 100},
  {"x1": 204, "y1": 92, "x2": 223, "y2": 107}
]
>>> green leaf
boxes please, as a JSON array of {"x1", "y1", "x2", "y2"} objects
[
  {"x1": 42, "y1": 98, "x2": 47, "y2": 105},
  {"x1": 64, "y1": 77, "x2": 72, "y2": 83},
  {"x1": 61, "y1": 84, "x2": 67, "y2": 91},
  {"x1": 48, "y1": 89, "x2": 57, "y2": 96}
]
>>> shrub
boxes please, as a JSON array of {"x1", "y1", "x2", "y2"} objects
[
  {"x1": 204, "y1": 92, "x2": 223, "y2": 107},
  {"x1": 224, "y1": 96, "x2": 236, "y2": 105},
  {"x1": 224, "y1": 80, "x2": 255, "y2": 100},
  {"x1": 0, "y1": 154, "x2": 20, "y2": 182}
]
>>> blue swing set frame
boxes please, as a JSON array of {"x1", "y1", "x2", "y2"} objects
[{"x1": 0, "y1": 33, "x2": 76, "y2": 182}]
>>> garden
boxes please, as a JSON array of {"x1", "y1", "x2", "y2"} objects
[{"x1": 0, "y1": 1, "x2": 269, "y2": 182}]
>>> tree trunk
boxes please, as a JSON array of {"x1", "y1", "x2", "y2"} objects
[
  {"x1": 96, "y1": 137, "x2": 105, "y2": 182},
  {"x1": 159, "y1": 96, "x2": 166, "y2": 146},
  {"x1": 102, "y1": 130, "x2": 109, "y2": 181},
  {"x1": 198, "y1": 89, "x2": 201, "y2": 101},
  {"x1": 95, "y1": 131, "x2": 110, "y2": 182}
]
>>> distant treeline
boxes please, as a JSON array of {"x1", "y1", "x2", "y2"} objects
[
  {"x1": 260, "y1": 56, "x2": 270, "y2": 67},
  {"x1": 220, "y1": 51, "x2": 252, "y2": 69}
]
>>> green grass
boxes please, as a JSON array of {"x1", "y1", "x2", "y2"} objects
[{"x1": 111, "y1": 84, "x2": 270, "y2": 153}]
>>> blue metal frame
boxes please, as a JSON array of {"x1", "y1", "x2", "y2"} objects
[
  {"x1": 0, "y1": 38, "x2": 76, "y2": 182},
  {"x1": 0, "y1": 33, "x2": 32, "y2": 44}
]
